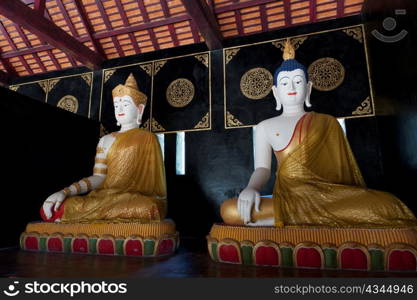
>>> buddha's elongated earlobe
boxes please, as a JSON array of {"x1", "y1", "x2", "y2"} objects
[
  {"x1": 136, "y1": 115, "x2": 141, "y2": 125},
  {"x1": 276, "y1": 99, "x2": 282, "y2": 111},
  {"x1": 272, "y1": 85, "x2": 282, "y2": 111},
  {"x1": 305, "y1": 81, "x2": 313, "y2": 108}
]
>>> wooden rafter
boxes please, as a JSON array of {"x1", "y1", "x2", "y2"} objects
[
  {"x1": 181, "y1": 0, "x2": 223, "y2": 50},
  {"x1": 34, "y1": 0, "x2": 46, "y2": 15},
  {"x1": 0, "y1": 21, "x2": 18, "y2": 76},
  {"x1": 0, "y1": 0, "x2": 104, "y2": 69},
  {"x1": 96, "y1": 0, "x2": 124, "y2": 57},
  {"x1": 14, "y1": 25, "x2": 48, "y2": 72},
  {"x1": 56, "y1": 0, "x2": 78, "y2": 38},
  {"x1": 259, "y1": 4, "x2": 268, "y2": 31},
  {"x1": 72, "y1": 0, "x2": 105, "y2": 57},
  {"x1": 283, "y1": 0, "x2": 292, "y2": 26},
  {"x1": 310, "y1": 0, "x2": 317, "y2": 22},
  {"x1": 0, "y1": 15, "x2": 191, "y2": 60},
  {"x1": 137, "y1": 0, "x2": 160, "y2": 51},
  {"x1": 337, "y1": 0, "x2": 345, "y2": 17},
  {"x1": 115, "y1": 0, "x2": 140, "y2": 54},
  {"x1": 214, "y1": 0, "x2": 278, "y2": 13}
]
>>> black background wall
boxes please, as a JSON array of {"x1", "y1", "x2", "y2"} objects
[
  {"x1": 8, "y1": 8, "x2": 417, "y2": 239},
  {"x1": 0, "y1": 87, "x2": 99, "y2": 248}
]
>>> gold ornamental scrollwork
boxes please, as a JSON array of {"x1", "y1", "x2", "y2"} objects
[
  {"x1": 151, "y1": 118, "x2": 165, "y2": 132},
  {"x1": 154, "y1": 61, "x2": 167, "y2": 75},
  {"x1": 38, "y1": 81, "x2": 49, "y2": 93},
  {"x1": 166, "y1": 78, "x2": 195, "y2": 108},
  {"x1": 48, "y1": 79, "x2": 60, "y2": 92},
  {"x1": 226, "y1": 111, "x2": 244, "y2": 127},
  {"x1": 104, "y1": 70, "x2": 116, "y2": 83},
  {"x1": 225, "y1": 48, "x2": 240, "y2": 64},
  {"x1": 240, "y1": 67, "x2": 273, "y2": 100},
  {"x1": 272, "y1": 37, "x2": 307, "y2": 51},
  {"x1": 352, "y1": 97, "x2": 372, "y2": 116},
  {"x1": 57, "y1": 95, "x2": 79, "y2": 113},
  {"x1": 343, "y1": 27, "x2": 363, "y2": 43},
  {"x1": 194, "y1": 112, "x2": 210, "y2": 129},
  {"x1": 195, "y1": 54, "x2": 209, "y2": 68},
  {"x1": 140, "y1": 63, "x2": 153, "y2": 76},
  {"x1": 308, "y1": 57, "x2": 345, "y2": 91},
  {"x1": 81, "y1": 73, "x2": 92, "y2": 86},
  {"x1": 141, "y1": 119, "x2": 150, "y2": 130}
]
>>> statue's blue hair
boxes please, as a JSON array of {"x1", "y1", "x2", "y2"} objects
[{"x1": 273, "y1": 59, "x2": 309, "y2": 86}]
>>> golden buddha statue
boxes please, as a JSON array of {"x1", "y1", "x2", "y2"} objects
[
  {"x1": 40, "y1": 74, "x2": 167, "y2": 223},
  {"x1": 221, "y1": 40, "x2": 417, "y2": 229}
]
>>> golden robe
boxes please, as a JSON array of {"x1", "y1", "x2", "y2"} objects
[
  {"x1": 61, "y1": 128, "x2": 167, "y2": 223},
  {"x1": 273, "y1": 112, "x2": 417, "y2": 228}
]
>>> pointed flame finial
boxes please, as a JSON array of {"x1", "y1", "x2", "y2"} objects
[{"x1": 283, "y1": 38, "x2": 295, "y2": 60}]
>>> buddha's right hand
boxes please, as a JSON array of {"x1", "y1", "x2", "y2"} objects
[
  {"x1": 42, "y1": 191, "x2": 66, "y2": 219},
  {"x1": 237, "y1": 187, "x2": 261, "y2": 224}
]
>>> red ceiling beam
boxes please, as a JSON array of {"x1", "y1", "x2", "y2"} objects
[
  {"x1": 310, "y1": 0, "x2": 317, "y2": 22},
  {"x1": 137, "y1": 0, "x2": 160, "y2": 51},
  {"x1": 181, "y1": 0, "x2": 223, "y2": 50},
  {"x1": 259, "y1": 4, "x2": 268, "y2": 31},
  {"x1": 337, "y1": 0, "x2": 345, "y2": 17},
  {"x1": 96, "y1": 0, "x2": 124, "y2": 57},
  {"x1": 283, "y1": 0, "x2": 292, "y2": 26},
  {"x1": 115, "y1": 0, "x2": 140, "y2": 54},
  {"x1": 34, "y1": 0, "x2": 46, "y2": 15},
  {"x1": 73, "y1": 0, "x2": 106, "y2": 57},
  {"x1": 0, "y1": 15, "x2": 191, "y2": 59},
  {"x1": 0, "y1": 0, "x2": 104, "y2": 69},
  {"x1": 214, "y1": 0, "x2": 278, "y2": 13},
  {"x1": 56, "y1": 0, "x2": 79, "y2": 38}
]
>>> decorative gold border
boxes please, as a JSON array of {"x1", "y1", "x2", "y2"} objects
[
  {"x1": 252, "y1": 240, "x2": 280, "y2": 266},
  {"x1": 154, "y1": 234, "x2": 177, "y2": 256},
  {"x1": 46, "y1": 232, "x2": 64, "y2": 252},
  {"x1": 96, "y1": 234, "x2": 116, "y2": 255},
  {"x1": 293, "y1": 242, "x2": 325, "y2": 269},
  {"x1": 122, "y1": 235, "x2": 144, "y2": 256},
  {"x1": 100, "y1": 61, "x2": 154, "y2": 123},
  {"x1": 217, "y1": 238, "x2": 242, "y2": 264},
  {"x1": 9, "y1": 72, "x2": 94, "y2": 118},
  {"x1": 385, "y1": 243, "x2": 417, "y2": 272},
  {"x1": 224, "y1": 24, "x2": 376, "y2": 129},
  {"x1": 337, "y1": 242, "x2": 371, "y2": 271},
  {"x1": 100, "y1": 51, "x2": 212, "y2": 134},
  {"x1": 151, "y1": 51, "x2": 212, "y2": 134},
  {"x1": 207, "y1": 236, "x2": 218, "y2": 259},
  {"x1": 70, "y1": 234, "x2": 90, "y2": 253}
]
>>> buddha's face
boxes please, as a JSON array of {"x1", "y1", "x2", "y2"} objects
[
  {"x1": 113, "y1": 95, "x2": 144, "y2": 125},
  {"x1": 272, "y1": 69, "x2": 312, "y2": 109}
]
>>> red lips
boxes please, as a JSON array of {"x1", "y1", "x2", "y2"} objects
[
  {"x1": 288, "y1": 92, "x2": 297, "y2": 95},
  {"x1": 118, "y1": 113, "x2": 125, "y2": 116}
]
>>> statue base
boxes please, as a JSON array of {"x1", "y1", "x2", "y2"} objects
[
  {"x1": 20, "y1": 219, "x2": 178, "y2": 257},
  {"x1": 207, "y1": 224, "x2": 417, "y2": 272}
]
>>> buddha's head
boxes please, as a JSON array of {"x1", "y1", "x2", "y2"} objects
[
  {"x1": 272, "y1": 39, "x2": 313, "y2": 111},
  {"x1": 112, "y1": 73, "x2": 147, "y2": 126}
]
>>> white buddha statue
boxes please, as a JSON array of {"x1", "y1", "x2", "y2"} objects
[
  {"x1": 221, "y1": 40, "x2": 417, "y2": 228},
  {"x1": 40, "y1": 74, "x2": 167, "y2": 224}
]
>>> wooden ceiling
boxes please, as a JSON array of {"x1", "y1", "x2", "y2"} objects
[{"x1": 0, "y1": 0, "x2": 364, "y2": 80}]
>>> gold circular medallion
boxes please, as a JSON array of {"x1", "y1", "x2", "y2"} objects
[
  {"x1": 308, "y1": 57, "x2": 345, "y2": 91},
  {"x1": 57, "y1": 95, "x2": 79, "y2": 113},
  {"x1": 166, "y1": 78, "x2": 195, "y2": 108},
  {"x1": 240, "y1": 67, "x2": 273, "y2": 100}
]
